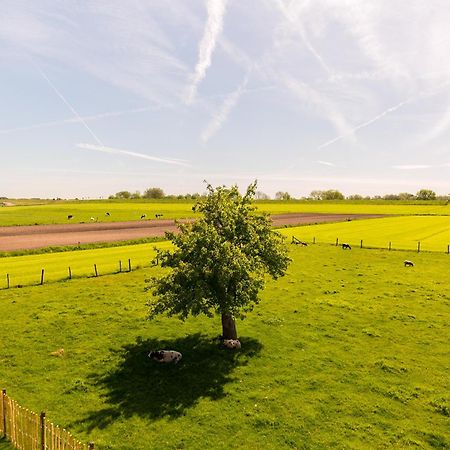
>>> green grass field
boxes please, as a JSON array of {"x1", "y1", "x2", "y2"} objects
[
  {"x1": 280, "y1": 216, "x2": 450, "y2": 253},
  {"x1": 2, "y1": 199, "x2": 450, "y2": 226},
  {"x1": 0, "y1": 242, "x2": 172, "y2": 288},
  {"x1": 2, "y1": 216, "x2": 450, "y2": 289},
  {"x1": 0, "y1": 245, "x2": 449, "y2": 449}
]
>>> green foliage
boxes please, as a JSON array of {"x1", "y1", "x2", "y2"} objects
[
  {"x1": 148, "y1": 182, "x2": 290, "y2": 320},
  {"x1": 416, "y1": 189, "x2": 437, "y2": 200},
  {"x1": 309, "y1": 189, "x2": 344, "y2": 200},
  {"x1": 275, "y1": 191, "x2": 292, "y2": 200},
  {"x1": 114, "y1": 190, "x2": 131, "y2": 199},
  {"x1": 143, "y1": 187, "x2": 165, "y2": 199}
]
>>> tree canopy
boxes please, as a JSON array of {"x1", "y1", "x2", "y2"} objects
[{"x1": 147, "y1": 182, "x2": 291, "y2": 340}]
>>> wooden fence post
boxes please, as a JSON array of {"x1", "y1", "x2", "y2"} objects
[
  {"x1": 447, "y1": 244, "x2": 449, "y2": 254},
  {"x1": 313, "y1": 237, "x2": 315, "y2": 244},
  {"x1": 119, "y1": 260, "x2": 122, "y2": 273},
  {"x1": 6, "y1": 274, "x2": 9, "y2": 289},
  {"x1": 68, "y1": 267, "x2": 72, "y2": 279},
  {"x1": 417, "y1": 241, "x2": 421, "y2": 253},
  {"x1": 360, "y1": 239, "x2": 363, "y2": 249},
  {"x1": 128, "y1": 259, "x2": 131, "y2": 272},
  {"x1": 40, "y1": 269, "x2": 45, "y2": 285},
  {"x1": 40, "y1": 412, "x2": 46, "y2": 450},
  {"x1": 388, "y1": 242, "x2": 391, "y2": 251},
  {"x1": 335, "y1": 238, "x2": 339, "y2": 246},
  {"x1": 2, "y1": 389, "x2": 6, "y2": 438},
  {"x1": 94, "y1": 264, "x2": 98, "y2": 277}
]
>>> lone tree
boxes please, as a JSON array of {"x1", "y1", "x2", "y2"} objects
[{"x1": 147, "y1": 182, "x2": 290, "y2": 341}]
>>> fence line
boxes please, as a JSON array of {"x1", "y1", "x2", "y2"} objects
[
  {"x1": 290, "y1": 235, "x2": 450, "y2": 255},
  {"x1": 1, "y1": 256, "x2": 154, "y2": 290},
  {"x1": 1, "y1": 389, "x2": 93, "y2": 450}
]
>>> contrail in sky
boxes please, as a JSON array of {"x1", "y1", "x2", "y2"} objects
[
  {"x1": 318, "y1": 80, "x2": 450, "y2": 150},
  {"x1": 77, "y1": 143, "x2": 190, "y2": 167},
  {"x1": 0, "y1": 106, "x2": 159, "y2": 135},
  {"x1": 201, "y1": 75, "x2": 249, "y2": 143},
  {"x1": 185, "y1": 0, "x2": 228, "y2": 104},
  {"x1": 35, "y1": 64, "x2": 104, "y2": 146},
  {"x1": 318, "y1": 99, "x2": 410, "y2": 150}
]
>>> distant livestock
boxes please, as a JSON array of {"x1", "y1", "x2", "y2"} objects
[
  {"x1": 148, "y1": 350, "x2": 182, "y2": 364},
  {"x1": 67, "y1": 215, "x2": 73, "y2": 220},
  {"x1": 141, "y1": 214, "x2": 147, "y2": 219},
  {"x1": 105, "y1": 212, "x2": 110, "y2": 216},
  {"x1": 404, "y1": 260, "x2": 414, "y2": 267},
  {"x1": 342, "y1": 243, "x2": 352, "y2": 250},
  {"x1": 155, "y1": 213, "x2": 163, "y2": 219},
  {"x1": 90, "y1": 217, "x2": 98, "y2": 222}
]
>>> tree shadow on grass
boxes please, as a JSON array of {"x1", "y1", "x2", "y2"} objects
[{"x1": 76, "y1": 333, "x2": 262, "y2": 430}]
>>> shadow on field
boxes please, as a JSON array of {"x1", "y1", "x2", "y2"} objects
[{"x1": 77, "y1": 333, "x2": 262, "y2": 429}]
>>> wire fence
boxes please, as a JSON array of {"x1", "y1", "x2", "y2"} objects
[
  {"x1": 289, "y1": 235, "x2": 450, "y2": 254},
  {"x1": 1, "y1": 389, "x2": 93, "y2": 450},
  {"x1": 1, "y1": 256, "x2": 160, "y2": 290}
]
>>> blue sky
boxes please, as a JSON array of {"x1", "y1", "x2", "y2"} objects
[{"x1": 1, "y1": 0, "x2": 450, "y2": 198}]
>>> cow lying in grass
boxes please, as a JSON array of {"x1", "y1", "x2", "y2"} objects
[
  {"x1": 404, "y1": 260, "x2": 414, "y2": 267},
  {"x1": 148, "y1": 350, "x2": 182, "y2": 363}
]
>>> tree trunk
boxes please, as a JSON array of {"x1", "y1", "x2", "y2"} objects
[{"x1": 221, "y1": 313, "x2": 238, "y2": 340}]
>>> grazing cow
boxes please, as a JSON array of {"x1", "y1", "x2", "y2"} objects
[
  {"x1": 67, "y1": 215, "x2": 73, "y2": 220},
  {"x1": 155, "y1": 213, "x2": 163, "y2": 219},
  {"x1": 105, "y1": 212, "x2": 110, "y2": 216},
  {"x1": 141, "y1": 214, "x2": 147, "y2": 219},
  {"x1": 148, "y1": 350, "x2": 182, "y2": 364},
  {"x1": 342, "y1": 243, "x2": 352, "y2": 250},
  {"x1": 223, "y1": 339, "x2": 241, "y2": 349},
  {"x1": 404, "y1": 260, "x2": 414, "y2": 267}
]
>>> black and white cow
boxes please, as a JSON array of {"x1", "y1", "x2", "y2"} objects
[
  {"x1": 404, "y1": 260, "x2": 414, "y2": 267},
  {"x1": 342, "y1": 243, "x2": 352, "y2": 250}
]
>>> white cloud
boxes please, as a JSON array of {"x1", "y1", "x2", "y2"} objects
[
  {"x1": 77, "y1": 143, "x2": 190, "y2": 166},
  {"x1": 201, "y1": 76, "x2": 248, "y2": 143},
  {"x1": 316, "y1": 160, "x2": 335, "y2": 166},
  {"x1": 185, "y1": 0, "x2": 228, "y2": 104},
  {"x1": 392, "y1": 165, "x2": 433, "y2": 170}
]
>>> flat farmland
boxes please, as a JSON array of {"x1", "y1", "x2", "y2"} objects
[
  {"x1": 2, "y1": 216, "x2": 450, "y2": 289},
  {"x1": 0, "y1": 245, "x2": 448, "y2": 449},
  {"x1": 1, "y1": 200, "x2": 450, "y2": 227},
  {"x1": 280, "y1": 215, "x2": 450, "y2": 253}
]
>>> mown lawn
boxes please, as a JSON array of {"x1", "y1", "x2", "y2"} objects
[
  {"x1": 0, "y1": 245, "x2": 448, "y2": 449},
  {"x1": 1, "y1": 199, "x2": 450, "y2": 226}
]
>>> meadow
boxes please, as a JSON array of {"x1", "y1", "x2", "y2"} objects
[
  {"x1": 2, "y1": 216, "x2": 450, "y2": 289},
  {"x1": 1, "y1": 199, "x2": 450, "y2": 226},
  {"x1": 0, "y1": 245, "x2": 449, "y2": 449},
  {"x1": 280, "y1": 216, "x2": 450, "y2": 253}
]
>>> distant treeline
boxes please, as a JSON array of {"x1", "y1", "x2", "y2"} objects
[{"x1": 107, "y1": 188, "x2": 449, "y2": 202}]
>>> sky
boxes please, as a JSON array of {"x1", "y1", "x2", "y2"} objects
[{"x1": 1, "y1": 0, "x2": 450, "y2": 199}]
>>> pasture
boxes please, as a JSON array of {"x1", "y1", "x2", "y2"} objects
[
  {"x1": 280, "y1": 216, "x2": 450, "y2": 253},
  {"x1": 0, "y1": 245, "x2": 448, "y2": 449},
  {"x1": 2, "y1": 216, "x2": 450, "y2": 289},
  {"x1": 1, "y1": 199, "x2": 450, "y2": 226}
]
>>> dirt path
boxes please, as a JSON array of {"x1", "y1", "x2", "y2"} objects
[{"x1": 0, "y1": 213, "x2": 387, "y2": 251}]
